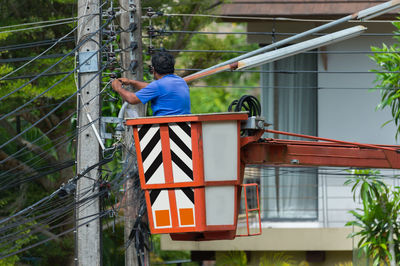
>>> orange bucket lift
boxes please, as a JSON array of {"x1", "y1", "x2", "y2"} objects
[{"x1": 126, "y1": 112, "x2": 262, "y2": 241}]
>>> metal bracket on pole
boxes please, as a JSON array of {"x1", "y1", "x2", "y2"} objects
[
  {"x1": 79, "y1": 51, "x2": 99, "y2": 73},
  {"x1": 100, "y1": 116, "x2": 124, "y2": 140}
]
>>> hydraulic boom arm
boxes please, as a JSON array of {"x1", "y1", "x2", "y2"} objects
[{"x1": 241, "y1": 129, "x2": 400, "y2": 169}]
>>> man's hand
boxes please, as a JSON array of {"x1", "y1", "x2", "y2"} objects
[
  {"x1": 118, "y1": 78, "x2": 132, "y2": 85},
  {"x1": 111, "y1": 78, "x2": 142, "y2": 105},
  {"x1": 111, "y1": 79, "x2": 123, "y2": 92}
]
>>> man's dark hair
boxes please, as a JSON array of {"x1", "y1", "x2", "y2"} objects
[{"x1": 151, "y1": 51, "x2": 175, "y2": 75}]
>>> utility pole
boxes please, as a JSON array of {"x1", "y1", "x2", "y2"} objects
[
  {"x1": 76, "y1": 0, "x2": 101, "y2": 265},
  {"x1": 119, "y1": 0, "x2": 145, "y2": 265}
]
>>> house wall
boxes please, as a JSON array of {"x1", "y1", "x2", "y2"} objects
[
  {"x1": 161, "y1": 20, "x2": 400, "y2": 261},
  {"x1": 316, "y1": 22, "x2": 400, "y2": 228}
]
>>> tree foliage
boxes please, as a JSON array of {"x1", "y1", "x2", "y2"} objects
[
  {"x1": 0, "y1": 0, "x2": 260, "y2": 264},
  {"x1": 345, "y1": 169, "x2": 400, "y2": 266},
  {"x1": 370, "y1": 21, "x2": 400, "y2": 138}
]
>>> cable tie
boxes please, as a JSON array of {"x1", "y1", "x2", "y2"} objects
[
  {"x1": 129, "y1": 60, "x2": 138, "y2": 73},
  {"x1": 130, "y1": 41, "x2": 138, "y2": 50},
  {"x1": 128, "y1": 22, "x2": 137, "y2": 32}
]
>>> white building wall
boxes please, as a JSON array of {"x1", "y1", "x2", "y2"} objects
[
  {"x1": 252, "y1": 21, "x2": 400, "y2": 229},
  {"x1": 318, "y1": 31, "x2": 397, "y2": 144},
  {"x1": 318, "y1": 24, "x2": 399, "y2": 228},
  {"x1": 162, "y1": 21, "x2": 400, "y2": 252}
]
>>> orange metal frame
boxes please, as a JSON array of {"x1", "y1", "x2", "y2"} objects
[
  {"x1": 126, "y1": 113, "x2": 248, "y2": 126},
  {"x1": 128, "y1": 113, "x2": 248, "y2": 240},
  {"x1": 236, "y1": 183, "x2": 262, "y2": 237}
]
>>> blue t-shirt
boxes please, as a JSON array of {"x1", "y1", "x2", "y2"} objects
[{"x1": 135, "y1": 74, "x2": 191, "y2": 116}]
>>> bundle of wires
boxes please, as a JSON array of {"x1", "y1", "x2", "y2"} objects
[{"x1": 228, "y1": 95, "x2": 261, "y2": 117}]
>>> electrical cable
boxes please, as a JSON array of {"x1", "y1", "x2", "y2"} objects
[
  {"x1": 228, "y1": 95, "x2": 261, "y2": 116},
  {"x1": 0, "y1": 2, "x2": 121, "y2": 258},
  {"x1": 0, "y1": 16, "x2": 112, "y2": 90},
  {"x1": 0, "y1": 17, "x2": 76, "y2": 30},
  {"x1": 0, "y1": 61, "x2": 109, "y2": 150},
  {"x1": 0, "y1": 0, "x2": 109, "y2": 83},
  {"x1": 166, "y1": 49, "x2": 400, "y2": 55},
  {"x1": 0, "y1": 201, "x2": 75, "y2": 245},
  {"x1": 0, "y1": 33, "x2": 112, "y2": 122},
  {"x1": 0, "y1": 116, "x2": 99, "y2": 188},
  {"x1": 0, "y1": 37, "x2": 74, "y2": 52},
  {"x1": 175, "y1": 68, "x2": 399, "y2": 75},
  {"x1": 0, "y1": 21, "x2": 76, "y2": 35},
  {"x1": 0, "y1": 156, "x2": 113, "y2": 227},
  {"x1": 0, "y1": 210, "x2": 110, "y2": 260},
  {"x1": 0, "y1": 25, "x2": 77, "y2": 82},
  {"x1": 0, "y1": 160, "x2": 76, "y2": 190},
  {"x1": 11, "y1": 211, "x2": 110, "y2": 259},
  {"x1": 0, "y1": 53, "x2": 74, "y2": 63},
  {"x1": 0, "y1": 67, "x2": 112, "y2": 167},
  {"x1": 188, "y1": 84, "x2": 388, "y2": 90},
  {"x1": 157, "y1": 30, "x2": 400, "y2": 37},
  {"x1": 164, "y1": 13, "x2": 396, "y2": 23},
  {"x1": 1, "y1": 72, "x2": 71, "y2": 81},
  {"x1": 0, "y1": 108, "x2": 78, "y2": 173},
  {"x1": 0, "y1": 61, "x2": 115, "y2": 183},
  {"x1": 0, "y1": 186, "x2": 108, "y2": 249}
]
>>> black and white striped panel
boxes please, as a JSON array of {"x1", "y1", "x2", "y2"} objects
[
  {"x1": 138, "y1": 124, "x2": 165, "y2": 184},
  {"x1": 168, "y1": 122, "x2": 193, "y2": 183}
]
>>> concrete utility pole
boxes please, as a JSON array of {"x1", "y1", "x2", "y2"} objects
[
  {"x1": 119, "y1": 0, "x2": 145, "y2": 265},
  {"x1": 76, "y1": 0, "x2": 102, "y2": 265}
]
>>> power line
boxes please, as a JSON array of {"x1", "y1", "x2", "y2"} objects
[
  {"x1": 0, "y1": 18, "x2": 113, "y2": 103},
  {"x1": 168, "y1": 49, "x2": 400, "y2": 55},
  {"x1": 0, "y1": 53, "x2": 74, "y2": 63},
  {"x1": 0, "y1": 61, "x2": 109, "y2": 150},
  {"x1": 0, "y1": 119, "x2": 94, "y2": 188},
  {"x1": 0, "y1": 160, "x2": 75, "y2": 190},
  {"x1": 0, "y1": 157, "x2": 117, "y2": 257},
  {"x1": 0, "y1": 37, "x2": 74, "y2": 52},
  {"x1": 0, "y1": 156, "x2": 113, "y2": 226},
  {"x1": 0, "y1": 103, "x2": 103, "y2": 184},
  {"x1": 0, "y1": 210, "x2": 110, "y2": 260},
  {"x1": 0, "y1": 17, "x2": 76, "y2": 30},
  {"x1": 0, "y1": 7, "x2": 111, "y2": 82},
  {"x1": 1, "y1": 72, "x2": 71, "y2": 81},
  {"x1": 188, "y1": 84, "x2": 381, "y2": 90},
  {"x1": 0, "y1": 21, "x2": 76, "y2": 35},
  {"x1": 0, "y1": 64, "x2": 114, "y2": 180},
  {"x1": 161, "y1": 30, "x2": 400, "y2": 37},
  {"x1": 164, "y1": 13, "x2": 397, "y2": 23},
  {"x1": 0, "y1": 25, "x2": 77, "y2": 82},
  {"x1": 175, "y1": 68, "x2": 398, "y2": 74}
]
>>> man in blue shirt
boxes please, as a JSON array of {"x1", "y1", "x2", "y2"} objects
[{"x1": 111, "y1": 52, "x2": 191, "y2": 116}]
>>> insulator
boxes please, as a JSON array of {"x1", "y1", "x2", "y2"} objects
[
  {"x1": 128, "y1": 22, "x2": 137, "y2": 32},
  {"x1": 147, "y1": 46, "x2": 155, "y2": 55},
  {"x1": 129, "y1": 60, "x2": 138, "y2": 73},
  {"x1": 130, "y1": 41, "x2": 138, "y2": 50}
]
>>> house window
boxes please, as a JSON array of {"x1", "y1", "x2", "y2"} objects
[{"x1": 260, "y1": 51, "x2": 318, "y2": 220}]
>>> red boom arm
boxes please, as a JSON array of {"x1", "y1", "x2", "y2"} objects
[{"x1": 241, "y1": 129, "x2": 400, "y2": 169}]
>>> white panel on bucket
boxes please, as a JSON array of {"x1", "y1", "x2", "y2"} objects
[
  {"x1": 205, "y1": 186, "x2": 235, "y2": 225},
  {"x1": 202, "y1": 121, "x2": 238, "y2": 181}
]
